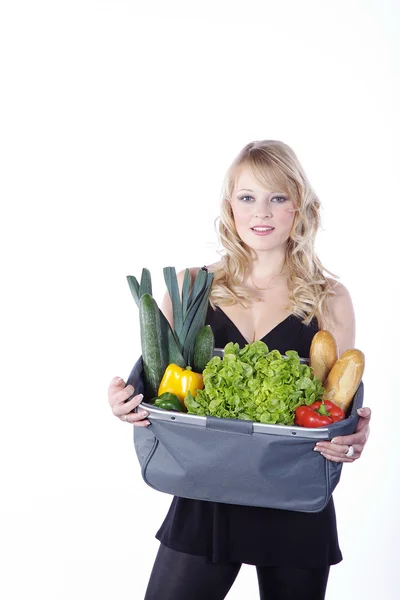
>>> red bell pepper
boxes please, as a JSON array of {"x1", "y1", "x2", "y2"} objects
[{"x1": 295, "y1": 400, "x2": 345, "y2": 428}]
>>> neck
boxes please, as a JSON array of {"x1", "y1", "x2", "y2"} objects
[{"x1": 247, "y1": 246, "x2": 288, "y2": 283}]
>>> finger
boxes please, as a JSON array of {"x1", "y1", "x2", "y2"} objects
[
  {"x1": 334, "y1": 433, "x2": 368, "y2": 449},
  {"x1": 357, "y1": 407, "x2": 372, "y2": 421},
  {"x1": 108, "y1": 376, "x2": 125, "y2": 392},
  {"x1": 354, "y1": 418, "x2": 370, "y2": 438},
  {"x1": 123, "y1": 409, "x2": 150, "y2": 424},
  {"x1": 114, "y1": 384, "x2": 136, "y2": 404},
  {"x1": 108, "y1": 379, "x2": 133, "y2": 408},
  {"x1": 132, "y1": 419, "x2": 151, "y2": 427},
  {"x1": 320, "y1": 452, "x2": 356, "y2": 463},
  {"x1": 113, "y1": 393, "x2": 143, "y2": 417},
  {"x1": 123, "y1": 393, "x2": 145, "y2": 410},
  {"x1": 314, "y1": 442, "x2": 362, "y2": 456},
  {"x1": 330, "y1": 430, "x2": 368, "y2": 446}
]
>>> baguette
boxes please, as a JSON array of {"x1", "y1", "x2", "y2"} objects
[
  {"x1": 310, "y1": 330, "x2": 338, "y2": 385},
  {"x1": 324, "y1": 349, "x2": 365, "y2": 413}
]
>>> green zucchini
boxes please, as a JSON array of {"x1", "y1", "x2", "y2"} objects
[
  {"x1": 193, "y1": 325, "x2": 215, "y2": 373},
  {"x1": 139, "y1": 293, "x2": 167, "y2": 399}
]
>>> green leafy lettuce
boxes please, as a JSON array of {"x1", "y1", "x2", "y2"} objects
[{"x1": 184, "y1": 341, "x2": 325, "y2": 425}]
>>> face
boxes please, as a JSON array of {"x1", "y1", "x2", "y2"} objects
[{"x1": 229, "y1": 166, "x2": 296, "y2": 253}]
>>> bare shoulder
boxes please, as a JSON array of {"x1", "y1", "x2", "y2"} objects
[
  {"x1": 325, "y1": 278, "x2": 354, "y2": 307},
  {"x1": 326, "y1": 277, "x2": 350, "y2": 293},
  {"x1": 321, "y1": 278, "x2": 356, "y2": 353}
]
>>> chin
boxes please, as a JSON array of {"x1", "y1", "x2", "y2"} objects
[{"x1": 242, "y1": 237, "x2": 283, "y2": 253}]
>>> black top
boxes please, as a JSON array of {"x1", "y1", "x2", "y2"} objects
[{"x1": 155, "y1": 303, "x2": 343, "y2": 567}]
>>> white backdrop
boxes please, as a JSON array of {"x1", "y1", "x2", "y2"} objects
[{"x1": 1, "y1": 1, "x2": 399, "y2": 598}]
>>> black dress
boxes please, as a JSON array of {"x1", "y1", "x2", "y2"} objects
[{"x1": 155, "y1": 304, "x2": 343, "y2": 568}]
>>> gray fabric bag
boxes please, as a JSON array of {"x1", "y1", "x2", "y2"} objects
[{"x1": 127, "y1": 355, "x2": 363, "y2": 513}]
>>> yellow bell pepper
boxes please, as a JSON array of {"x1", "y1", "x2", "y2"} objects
[{"x1": 158, "y1": 364, "x2": 204, "y2": 406}]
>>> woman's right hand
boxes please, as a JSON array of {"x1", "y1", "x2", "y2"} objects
[{"x1": 108, "y1": 376, "x2": 150, "y2": 427}]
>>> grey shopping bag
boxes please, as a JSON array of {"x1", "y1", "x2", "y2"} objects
[{"x1": 126, "y1": 354, "x2": 363, "y2": 513}]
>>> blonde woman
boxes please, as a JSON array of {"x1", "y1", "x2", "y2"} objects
[{"x1": 108, "y1": 140, "x2": 371, "y2": 600}]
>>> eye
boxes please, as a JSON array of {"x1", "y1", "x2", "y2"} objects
[
  {"x1": 238, "y1": 195, "x2": 254, "y2": 203},
  {"x1": 271, "y1": 196, "x2": 287, "y2": 203}
]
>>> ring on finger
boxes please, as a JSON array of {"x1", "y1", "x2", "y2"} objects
[
  {"x1": 345, "y1": 444, "x2": 355, "y2": 458},
  {"x1": 124, "y1": 414, "x2": 129, "y2": 422}
]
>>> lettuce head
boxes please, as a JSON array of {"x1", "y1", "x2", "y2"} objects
[{"x1": 184, "y1": 341, "x2": 325, "y2": 425}]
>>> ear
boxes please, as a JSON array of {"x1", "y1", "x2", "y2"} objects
[{"x1": 224, "y1": 197, "x2": 233, "y2": 213}]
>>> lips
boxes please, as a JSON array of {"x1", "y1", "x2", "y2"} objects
[{"x1": 250, "y1": 225, "x2": 275, "y2": 237}]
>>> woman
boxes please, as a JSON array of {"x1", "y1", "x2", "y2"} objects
[{"x1": 108, "y1": 140, "x2": 371, "y2": 600}]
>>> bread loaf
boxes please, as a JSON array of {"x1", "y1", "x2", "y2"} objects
[
  {"x1": 310, "y1": 330, "x2": 338, "y2": 385},
  {"x1": 324, "y1": 349, "x2": 365, "y2": 413}
]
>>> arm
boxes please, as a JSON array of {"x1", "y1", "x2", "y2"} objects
[
  {"x1": 316, "y1": 279, "x2": 371, "y2": 462},
  {"x1": 319, "y1": 279, "x2": 356, "y2": 354}
]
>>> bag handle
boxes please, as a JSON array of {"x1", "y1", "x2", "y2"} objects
[
  {"x1": 125, "y1": 356, "x2": 145, "y2": 413},
  {"x1": 206, "y1": 415, "x2": 253, "y2": 435}
]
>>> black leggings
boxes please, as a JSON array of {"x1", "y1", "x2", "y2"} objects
[{"x1": 144, "y1": 543, "x2": 330, "y2": 600}]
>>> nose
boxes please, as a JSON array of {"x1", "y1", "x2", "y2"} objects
[{"x1": 254, "y1": 203, "x2": 273, "y2": 219}]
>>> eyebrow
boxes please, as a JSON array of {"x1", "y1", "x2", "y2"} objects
[{"x1": 237, "y1": 189, "x2": 287, "y2": 194}]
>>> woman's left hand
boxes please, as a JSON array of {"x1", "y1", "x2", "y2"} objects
[{"x1": 313, "y1": 407, "x2": 372, "y2": 462}]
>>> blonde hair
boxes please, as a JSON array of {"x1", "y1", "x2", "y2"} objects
[{"x1": 209, "y1": 140, "x2": 338, "y2": 327}]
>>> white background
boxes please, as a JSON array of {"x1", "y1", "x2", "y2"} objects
[{"x1": 1, "y1": 0, "x2": 399, "y2": 598}]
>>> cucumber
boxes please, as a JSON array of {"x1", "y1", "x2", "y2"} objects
[
  {"x1": 193, "y1": 325, "x2": 215, "y2": 373},
  {"x1": 139, "y1": 293, "x2": 167, "y2": 399}
]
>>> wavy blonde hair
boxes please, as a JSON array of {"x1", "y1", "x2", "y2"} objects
[{"x1": 209, "y1": 140, "x2": 338, "y2": 327}]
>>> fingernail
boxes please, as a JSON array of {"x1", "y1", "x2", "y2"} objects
[
  {"x1": 138, "y1": 394, "x2": 144, "y2": 401},
  {"x1": 331, "y1": 438, "x2": 338, "y2": 444},
  {"x1": 313, "y1": 447, "x2": 320, "y2": 451},
  {"x1": 357, "y1": 408, "x2": 365, "y2": 414},
  {"x1": 140, "y1": 410, "x2": 149, "y2": 417},
  {"x1": 114, "y1": 376, "x2": 123, "y2": 383},
  {"x1": 315, "y1": 442, "x2": 323, "y2": 446}
]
